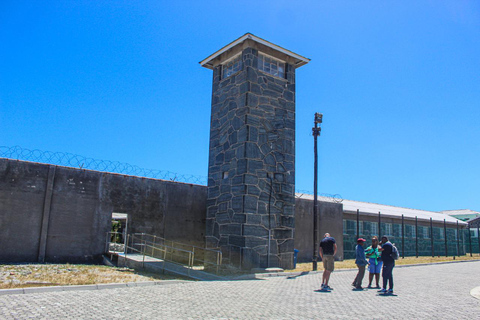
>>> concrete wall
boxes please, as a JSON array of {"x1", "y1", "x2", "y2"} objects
[
  {"x1": 294, "y1": 197, "x2": 344, "y2": 262},
  {"x1": 0, "y1": 158, "x2": 340, "y2": 265},
  {"x1": 0, "y1": 160, "x2": 48, "y2": 262},
  {"x1": 0, "y1": 159, "x2": 206, "y2": 263}
]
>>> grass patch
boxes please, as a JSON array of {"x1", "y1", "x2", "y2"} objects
[
  {"x1": 289, "y1": 255, "x2": 480, "y2": 272},
  {"x1": 0, "y1": 263, "x2": 185, "y2": 289}
]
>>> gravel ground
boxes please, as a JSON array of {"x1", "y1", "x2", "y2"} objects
[{"x1": 0, "y1": 263, "x2": 184, "y2": 289}]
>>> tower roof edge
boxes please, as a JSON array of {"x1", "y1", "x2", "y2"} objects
[{"x1": 199, "y1": 33, "x2": 310, "y2": 70}]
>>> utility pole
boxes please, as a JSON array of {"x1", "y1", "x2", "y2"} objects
[{"x1": 312, "y1": 113, "x2": 323, "y2": 271}]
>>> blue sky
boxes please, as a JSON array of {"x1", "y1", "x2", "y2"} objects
[{"x1": 1, "y1": 1, "x2": 479, "y2": 212}]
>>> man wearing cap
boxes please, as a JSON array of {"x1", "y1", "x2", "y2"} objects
[{"x1": 352, "y1": 238, "x2": 369, "y2": 290}]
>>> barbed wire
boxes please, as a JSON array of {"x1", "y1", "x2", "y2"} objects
[
  {"x1": 0, "y1": 146, "x2": 208, "y2": 185},
  {"x1": 295, "y1": 189, "x2": 344, "y2": 203},
  {"x1": 0, "y1": 145, "x2": 343, "y2": 202}
]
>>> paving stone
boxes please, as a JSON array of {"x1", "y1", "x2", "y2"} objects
[
  {"x1": 22, "y1": 286, "x2": 62, "y2": 294},
  {"x1": 0, "y1": 262, "x2": 479, "y2": 319},
  {"x1": 62, "y1": 284, "x2": 98, "y2": 291}
]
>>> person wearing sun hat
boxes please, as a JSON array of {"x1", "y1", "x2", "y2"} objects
[{"x1": 352, "y1": 238, "x2": 369, "y2": 290}]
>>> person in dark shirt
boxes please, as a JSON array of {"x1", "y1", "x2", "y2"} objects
[
  {"x1": 319, "y1": 233, "x2": 337, "y2": 291},
  {"x1": 378, "y1": 236, "x2": 395, "y2": 294}
]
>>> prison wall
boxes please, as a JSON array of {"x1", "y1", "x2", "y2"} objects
[
  {"x1": 0, "y1": 159, "x2": 207, "y2": 263},
  {"x1": 294, "y1": 197, "x2": 344, "y2": 262},
  {"x1": 0, "y1": 158, "x2": 340, "y2": 264}
]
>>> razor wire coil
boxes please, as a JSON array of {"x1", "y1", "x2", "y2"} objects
[
  {"x1": 0, "y1": 145, "x2": 343, "y2": 202},
  {"x1": 0, "y1": 146, "x2": 208, "y2": 185}
]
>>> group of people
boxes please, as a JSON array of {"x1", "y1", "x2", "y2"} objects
[{"x1": 318, "y1": 233, "x2": 395, "y2": 294}]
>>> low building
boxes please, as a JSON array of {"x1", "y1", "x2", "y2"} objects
[{"x1": 294, "y1": 194, "x2": 468, "y2": 261}]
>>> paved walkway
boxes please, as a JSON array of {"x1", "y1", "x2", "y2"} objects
[{"x1": 1, "y1": 261, "x2": 479, "y2": 319}]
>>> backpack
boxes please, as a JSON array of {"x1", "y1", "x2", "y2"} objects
[{"x1": 391, "y1": 243, "x2": 399, "y2": 260}]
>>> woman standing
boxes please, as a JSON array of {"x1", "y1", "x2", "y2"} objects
[{"x1": 365, "y1": 236, "x2": 383, "y2": 288}]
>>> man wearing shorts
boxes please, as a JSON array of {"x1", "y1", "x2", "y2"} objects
[{"x1": 319, "y1": 233, "x2": 337, "y2": 291}]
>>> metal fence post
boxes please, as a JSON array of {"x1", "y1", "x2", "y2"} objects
[
  {"x1": 415, "y1": 216, "x2": 418, "y2": 258},
  {"x1": 356, "y1": 209, "x2": 359, "y2": 240},
  {"x1": 142, "y1": 239, "x2": 146, "y2": 268},
  {"x1": 444, "y1": 219, "x2": 448, "y2": 257},
  {"x1": 430, "y1": 218, "x2": 434, "y2": 257},
  {"x1": 125, "y1": 234, "x2": 129, "y2": 257},
  {"x1": 468, "y1": 225, "x2": 472, "y2": 257},
  {"x1": 188, "y1": 252, "x2": 192, "y2": 276},
  {"x1": 477, "y1": 225, "x2": 480, "y2": 256},
  {"x1": 401, "y1": 214, "x2": 405, "y2": 258},
  {"x1": 378, "y1": 211, "x2": 381, "y2": 238},
  {"x1": 192, "y1": 247, "x2": 196, "y2": 266},
  {"x1": 456, "y1": 220, "x2": 460, "y2": 257},
  {"x1": 152, "y1": 235, "x2": 156, "y2": 256}
]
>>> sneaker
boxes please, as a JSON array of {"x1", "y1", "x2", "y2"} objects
[
  {"x1": 324, "y1": 285, "x2": 333, "y2": 291},
  {"x1": 377, "y1": 288, "x2": 387, "y2": 293},
  {"x1": 375, "y1": 285, "x2": 381, "y2": 289},
  {"x1": 387, "y1": 289, "x2": 394, "y2": 294},
  {"x1": 367, "y1": 285, "x2": 373, "y2": 289},
  {"x1": 355, "y1": 286, "x2": 364, "y2": 290}
]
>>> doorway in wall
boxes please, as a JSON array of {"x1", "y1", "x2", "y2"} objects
[{"x1": 110, "y1": 212, "x2": 128, "y2": 253}]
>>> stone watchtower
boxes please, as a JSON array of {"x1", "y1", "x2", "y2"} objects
[{"x1": 200, "y1": 33, "x2": 309, "y2": 269}]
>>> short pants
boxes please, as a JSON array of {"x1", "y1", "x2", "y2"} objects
[
  {"x1": 322, "y1": 254, "x2": 335, "y2": 272},
  {"x1": 368, "y1": 258, "x2": 382, "y2": 273}
]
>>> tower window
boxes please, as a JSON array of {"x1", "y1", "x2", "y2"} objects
[
  {"x1": 258, "y1": 53, "x2": 285, "y2": 78},
  {"x1": 222, "y1": 54, "x2": 242, "y2": 79}
]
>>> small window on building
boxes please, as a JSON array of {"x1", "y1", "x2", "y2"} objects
[
  {"x1": 405, "y1": 225, "x2": 415, "y2": 238},
  {"x1": 346, "y1": 220, "x2": 356, "y2": 234},
  {"x1": 222, "y1": 54, "x2": 242, "y2": 79},
  {"x1": 439, "y1": 228, "x2": 444, "y2": 240},
  {"x1": 422, "y1": 226, "x2": 430, "y2": 239},
  {"x1": 471, "y1": 229, "x2": 477, "y2": 238},
  {"x1": 222, "y1": 171, "x2": 229, "y2": 179},
  {"x1": 393, "y1": 224, "x2": 402, "y2": 237},
  {"x1": 363, "y1": 221, "x2": 371, "y2": 235},
  {"x1": 384, "y1": 223, "x2": 392, "y2": 237},
  {"x1": 371, "y1": 223, "x2": 378, "y2": 236},
  {"x1": 258, "y1": 53, "x2": 286, "y2": 78}
]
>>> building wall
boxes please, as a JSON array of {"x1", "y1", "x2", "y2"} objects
[
  {"x1": 342, "y1": 212, "x2": 466, "y2": 258},
  {"x1": 0, "y1": 159, "x2": 206, "y2": 263},
  {"x1": 294, "y1": 197, "x2": 344, "y2": 262},
  {"x1": 0, "y1": 158, "x2": 338, "y2": 266}
]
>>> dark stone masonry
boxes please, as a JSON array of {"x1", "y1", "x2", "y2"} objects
[{"x1": 201, "y1": 34, "x2": 309, "y2": 269}]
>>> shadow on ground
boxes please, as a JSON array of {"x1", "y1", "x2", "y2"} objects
[{"x1": 286, "y1": 271, "x2": 310, "y2": 279}]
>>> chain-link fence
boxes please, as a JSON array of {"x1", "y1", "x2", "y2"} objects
[{"x1": 343, "y1": 219, "x2": 477, "y2": 259}]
